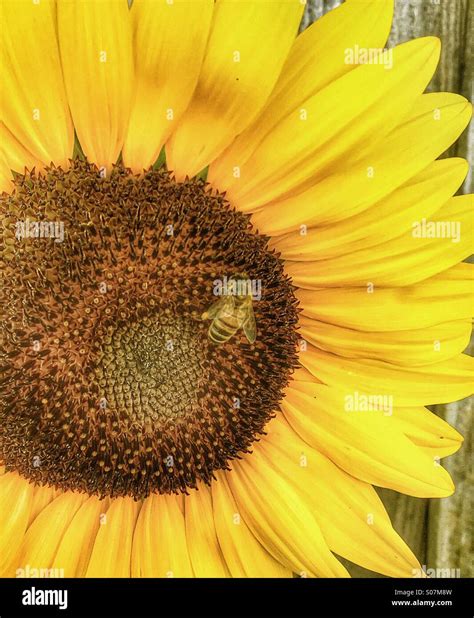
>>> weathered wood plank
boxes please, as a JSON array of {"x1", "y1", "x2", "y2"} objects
[
  {"x1": 456, "y1": 0, "x2": 473, "y2": 193},
  {"x1": 429, "y1": 396, "x2": 473, "y2": 578},
  {"x1": 299, "y1": 0, "x2": 342, "y2": 29},
  {"x1": 301, "y1": 0, "x2": 472, "y2": 577}
]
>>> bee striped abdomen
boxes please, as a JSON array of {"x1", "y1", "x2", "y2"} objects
[{"x1": 208, "y1": 314, "x2": 239, "y2": 343}]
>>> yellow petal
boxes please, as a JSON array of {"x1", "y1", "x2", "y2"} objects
[
  {"x1": 185, "y1": 485, "x2": 230, "y2": 577},
  {"x1": 285, "y1": 195, "x2": 473, "y2": 288},
  {"x1": 52, "y1": 496, "x2": 109, "y2": 577},
  {"x1": 166, "y1": 0, "x2": 304, "y2": 180},
  {"x1": 131, "y1": 493, "x2": 193, "y2": 577},
  {"x1": 226, "y1": 452, "x2": 349, "y2": 577},
  {"x1": 214, "y1": 37, "x2": 441, "y2": 209},
  {"x1": 283, "y1": 382, "x2": 455, "y2": 497},
  {"x1": 268, "y1": 157, "x2": 468, "y2": 255},
  {"x1": 17, "y1": 492, "x2": 87, "y2": 573},
  {"x1": 299, "y1": 315, "x2": 472, "y2": 367},
  {"x1": 393, "y1": 407, "x2": 463, "y2": 458},
  {"x1": 0, "y1": 148, "x2": 14, "y2": 193},
  {"x1": 210, "y1": 0, "x2": 394, "y2": 191},
  {"x1": 299, "y1": 344, "x2": 473, "y2": 407},
  {"x1": 176, "y1": 494, "x2": 185, "y2": 515},
  {"x1": 57, "y1": 0, "x2": 134, "y2": 170},
  {"x1": 1, "y1": 0, "x2": 74, "y2": 167},
  {"x1": 0, "y1": 473, "x2": 34, "y2": 576},
  {"x1": 123, "y1": 0, "x2": 214, "y2": 172},
  {"x1": 212, "y1": 473, "x2": 291, "y2": 577},
  {"x1": 297, "y1": 263, "x2": 474, "y2": 330},
  {"x1": 28, "y1": 485, "x2": 61, "y2": 526},
  {"x1": 251, "y1": 94, "x2": 471, "y2": 228},
  {"x1": 292, "y1": 365, "x2": 320, "y2": 383},
  {"x1": 86, "y1": 496, "x2": 140, "y2": 578},
  {"x1": 262, "y1": 417, "x2": 422, "y2": 577},
  {"x1": 1, "y1": 122, "x2": 44, "y2": 174},
  {"x1": 275, "y1": 0, "x2": 393, "y2": 99}
]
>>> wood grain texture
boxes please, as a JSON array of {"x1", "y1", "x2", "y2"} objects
[{"x1": 301, "y1": 0, "x2": 473, "y2": 578}]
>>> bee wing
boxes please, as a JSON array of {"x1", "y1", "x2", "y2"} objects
[
  {"x1": 242, "y1": 302, "x2": 257, "y2": 343},
  {"x1": 202, "y1": 296, "x2": 234, "y2": 320}
]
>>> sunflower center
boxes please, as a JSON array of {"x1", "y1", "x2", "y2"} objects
[
  {"x1": 99, "y1": 315, "x2": 206, "y2": 422},
  {"x1": 0, "y1": 161, "x2": 299, "y2": 498}
]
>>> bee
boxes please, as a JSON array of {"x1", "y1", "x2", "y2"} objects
[{"x1": 202, "y1": 273, "x2": 257, "y2": 345}]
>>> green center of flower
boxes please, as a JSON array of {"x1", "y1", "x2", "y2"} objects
[
  {"x1": 0, "y1": 161, "x2": 299, "y2": 498},
  {"x1": 98, "y1": 315, "x2": 206, "y2": 422}
]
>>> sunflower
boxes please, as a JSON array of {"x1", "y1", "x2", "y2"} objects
[{"x1": 1, "y1": 0, "x2": 472, "y2": 580}]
